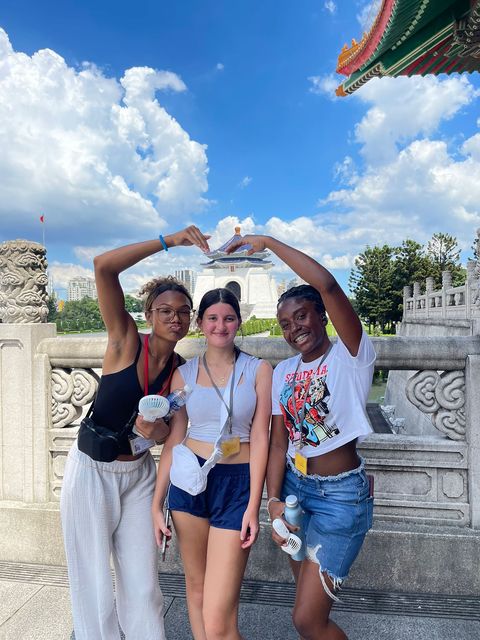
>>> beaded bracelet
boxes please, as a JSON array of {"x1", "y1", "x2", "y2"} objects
[{"x1": 158, "y1": 234, "x2": 169, "y2": 252}]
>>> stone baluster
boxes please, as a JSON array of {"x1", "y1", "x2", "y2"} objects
[
  {"x1": 425, "y1": 277, "x2": 434, "y2": 314},
  {"x1": 403, "y1": 285, "x2": 412, "y2": 316},
  {"x1": 0, "y1": 240, "x2": 49, "y2": 324},
  {"x1": 0, "y1": 240, "x2": 56, "y2": 509},
  {"x1": 413, "y1": 282, "x2": 421, "y2": 313}
]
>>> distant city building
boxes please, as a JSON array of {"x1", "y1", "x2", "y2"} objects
[
  {"x1": 67, "y1": 277, "x2": 97, "y2": 301},
  {"x1": 175, "y1": 269, "x2": 196, "y2": 296}
]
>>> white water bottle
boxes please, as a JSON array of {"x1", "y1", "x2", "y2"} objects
[
  {"x1": 284, "y1": 495, "x2": 306, "y2": 561},
  {"x1": 164, "y1": 384, "x2": 192, "y2": 421}
]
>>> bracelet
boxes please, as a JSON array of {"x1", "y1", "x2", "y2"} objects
[
  {"x1": 266, "y1": 497, "x2": 282, "y2": 522},
  {"x1": 267, "y1": 497, "x2": 281, "y2": 510},
  {"x1": 158, "y1": 234, "x2": 169, "y2": 252}
]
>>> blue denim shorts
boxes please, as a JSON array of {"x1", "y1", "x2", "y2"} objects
[
  {"x1": 281, "y1": 458, "x2": 373, "y2": 595},
  {"x1": 169, "y1": 456, "x2": 250, "y2": 531}
]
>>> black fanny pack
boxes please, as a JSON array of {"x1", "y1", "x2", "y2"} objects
[
  {"x1": 77, "y1": 350, "x2": 180, "y2": 462},
  {"x1": 77, "y1": 409, "x2": 136, "y2": 463}
]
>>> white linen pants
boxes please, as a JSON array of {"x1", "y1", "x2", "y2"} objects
[{"x1": 60, "y1": 441, "x2": 165, "y2": 640}]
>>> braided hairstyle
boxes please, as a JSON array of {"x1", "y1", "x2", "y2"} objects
[{"x1": 277, "y1": 284, "x2": 327, "y2": 322}]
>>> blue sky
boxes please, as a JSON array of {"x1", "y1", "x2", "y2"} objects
[{"x1": 1, "y1": 0, "x2": 480, "y2": 298}]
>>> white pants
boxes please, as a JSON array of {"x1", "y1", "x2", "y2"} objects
[{"x1": 60, "y1": 441, "x2": 166, "y2": 640}]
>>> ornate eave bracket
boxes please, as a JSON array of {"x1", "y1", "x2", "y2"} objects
[
  {"x1": 406, "y1": 370, "x2": 466, "y2": 440},
  {"x1": 51, "y1": 368, "x2": 100, "y2": 428}
]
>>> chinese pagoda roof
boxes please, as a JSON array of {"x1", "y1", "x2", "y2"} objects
[
  {"x1": 336, "y1": 0, "x2": 480, "y2": 96},
  {"x1": 202, "y1": 227, "x2": 271, "y2": 267}
]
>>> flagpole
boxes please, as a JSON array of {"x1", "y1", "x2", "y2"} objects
[{"x1": 40, "y1": 214, "x2": 46, "y2": 248}]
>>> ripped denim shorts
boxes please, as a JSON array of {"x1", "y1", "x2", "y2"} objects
[{"x1": 281, "y1": 457, "x2": 373, "y2": 600}]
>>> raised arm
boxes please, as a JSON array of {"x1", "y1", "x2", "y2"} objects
[
  {"x1": 227, "y1": 235, "x2": 362, "y2": 355},
  {"x1": 94, "y1": 226, "x2": 210, "y2": 344}
]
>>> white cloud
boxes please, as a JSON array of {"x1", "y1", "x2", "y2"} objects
[
  {"x1": 239, "y1": 176, "x2": 252, "y2": 188},
  {"x1": 308, "y1": 74, "x2": 338, "y2": 99},
  {"x1": 354, "y1": 76, "x2": 477, "y2": 164},
  {"x1": 357, "y1": 1, "x2": 381, "y2": 31},
  {"x1": 216, "y1": 63, "x2": 225, "y2": 71},
  {"x1": 324, "y1": 1, "x2": 337, "y2": 14},
  {"x1": 49, "y1": 262, "x2": 95, "y2": 293},
  {"x1": 207, "y1": 215, "x2": 257, "y2": 248},
  {"x1": 323, "y1": 137, "x2": 480, "y2": 252},
  {"x1": 0, "y1": 28, "x2": 209, "y2": 244}
]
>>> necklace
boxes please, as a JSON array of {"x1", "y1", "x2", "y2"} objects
[{"x1": 203, "y1": 357, "x2": 234, "y2": 384}]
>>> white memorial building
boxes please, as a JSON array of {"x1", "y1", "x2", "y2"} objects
[{"x1": 193, "y1": 227, "x2": 278, "y2": 319}]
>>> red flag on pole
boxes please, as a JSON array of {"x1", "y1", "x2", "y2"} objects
[{"x1": 40, "y1": 215, "x2": 45, "y2": 223}]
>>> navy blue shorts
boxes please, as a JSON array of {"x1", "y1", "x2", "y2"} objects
[{"x1": 168, "y1": 456, "x2": 250, "y2": 531}]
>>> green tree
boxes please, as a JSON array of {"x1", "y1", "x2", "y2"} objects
[
  {"x1": 392, "y1": 239, "x2": 435, "y2": 315},
  {"x1": 47, "y1": 292, "x2": 58, "y2": 322},
  {"x1": 425, "y1": 232, "x2": 464, "y2": 286},
  {"x1": 349, "y1": 245, "x2": 396, "y2": 332},
  {"x1": 58, "y1": 298, "x2": 105, "y2": 332},
  {"x1": 124, "y1": 294, "x2": 143, "y2": 313}
]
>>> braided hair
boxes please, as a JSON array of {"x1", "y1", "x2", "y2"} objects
[{"x1": 277, "y1": 284, "x2": 326, "y2": 321}]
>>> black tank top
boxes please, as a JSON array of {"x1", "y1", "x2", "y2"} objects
[{"x1": 91, "y1": 337, "x2": 184, "y2": 455}]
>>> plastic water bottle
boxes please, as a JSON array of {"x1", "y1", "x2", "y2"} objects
[
  {"x1": 164, "y1": 384, "x2": 192, "y2": 421},
  {"x1": 284, "y1": 495, "x2": 306, "y2": 561}
]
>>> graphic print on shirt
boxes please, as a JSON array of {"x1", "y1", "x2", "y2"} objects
[{"x1": 280, "y1": 366, "x2": 340, "y2": 448}]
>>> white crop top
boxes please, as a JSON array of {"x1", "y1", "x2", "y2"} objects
[
  {"x1": 272, "y1": 331, "x2": 376, "y2": 458},
  {"x1": 177, "y1": 352, "x2": 262, "y2": 443}
]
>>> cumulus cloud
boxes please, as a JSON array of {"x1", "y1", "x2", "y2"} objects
[
  {"x1": 315, "y1": 74, "x2": 480, "y2": 258},
  {"x1": 0, "y1": 28, "x2": 209, "y2": 244},
  {"x1": 323, "y1": 137, "x2": 480, "y2": 252},
  {"x1": 354, "y1": 76, "x2": 477, "y2": 164},
  {"x1": 48, "y1": 262, "x2": 95, "y2": 294}
]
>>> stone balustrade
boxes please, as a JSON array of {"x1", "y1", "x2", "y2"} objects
[
  {"x1": 1, "y1": 327, "x2": 480, "y2": 593},
  {"x1": 403, "y1": 263, "x2": 480, "y2": 328}
]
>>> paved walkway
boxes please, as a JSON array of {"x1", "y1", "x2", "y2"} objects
[{"x1": 1, "y1": 562, "x2": 479, "y2": 639}]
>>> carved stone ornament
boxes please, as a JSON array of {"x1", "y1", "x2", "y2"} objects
[
  {"x1": 406, "y1": 370, "x2": 466, "y2": 440},
  {"x1": 0, "y1": 239, "x2": 49, "y2": 323},
  {"x1": 51, "y1": 368, "x2": 100, "y2": 428}
]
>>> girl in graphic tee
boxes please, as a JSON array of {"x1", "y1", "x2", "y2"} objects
[{"x1": 226, "y1": 234, "x2": 376, "y2": 640}]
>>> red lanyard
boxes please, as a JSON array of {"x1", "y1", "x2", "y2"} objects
[{"x1": 143, "y1": 334, "x2": 176, "y2": 398}]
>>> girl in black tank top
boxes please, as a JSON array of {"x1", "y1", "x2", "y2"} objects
[{"x1": 60, "y1": 227, "x2": 210, "y2": 640}]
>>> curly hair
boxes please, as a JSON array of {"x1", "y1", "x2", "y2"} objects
[
  {"x1": 139, "y1": 276, "x2": 193, "y2": 312},
  {"x1": 277, "y1": 284, "x2": 326, "y2": 318}
]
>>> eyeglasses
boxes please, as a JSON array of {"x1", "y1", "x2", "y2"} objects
[{"x1": 150, "y1": 306, "x2": 194, "y2": 322}]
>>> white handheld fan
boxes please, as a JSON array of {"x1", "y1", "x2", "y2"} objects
[
  {"x1": 138, "y1": 395, "x2": 170, "y2": 422},
  {"x1": 272, "y1": 518, "x2": 303, "y2": 556}
]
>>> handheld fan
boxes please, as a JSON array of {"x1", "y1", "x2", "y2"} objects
[
  {"x1": 272, "y1": 518, "x2": 303, "y2": 556},
  {"x1": 138, "y1": 395, "x2": 170, "y2": 422}
]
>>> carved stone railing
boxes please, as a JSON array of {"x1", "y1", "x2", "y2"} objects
[
  {"x1": 26, "y1": 335, "x2": 480, "y2": 531},
  {"x1": 1, "y1": 329, "x2": 480, "y2": 592},
  {"x1": 403, "y1": 270, "x2": 480, "y2": 323}
]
